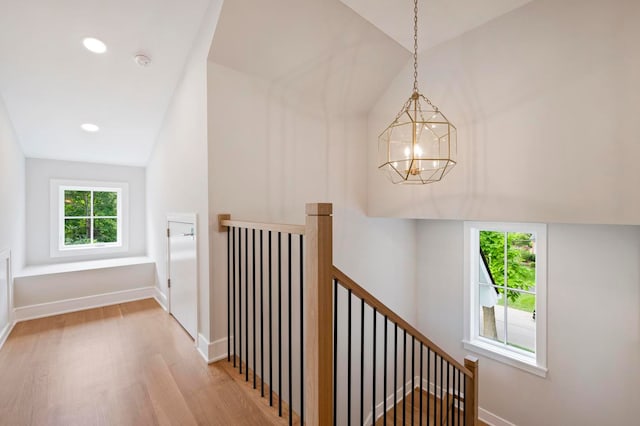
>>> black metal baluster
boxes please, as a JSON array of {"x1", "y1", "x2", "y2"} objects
[
  {"x1": 402, "y1": 330, "x2": 406, "y2": 426},
  {"x1": 268, "y1": 231, "x2": 273, "y2": 406},
  {"x1": 372, "y1": 308, "x2": 377, "y2": 425},
  {"x1": 360, "y1": 298, "x2": 364, "y2": 426},
  {"x1": 260, "y1": 230, "x2": 264, "y2": 397},
  {"x1": 426, "y1": 349, "x2": 431, "y2": 424},
  {"x1": 462, "y1": 372, "x2": 466, "y2": 426},
  {"x1": 232, "y1": 228, "x2": 236, "y2": 367},
  {"x1": 245, "y1": 227, "x2": 249, "y2": 382},
  {"x1": 333, "y1": 280, "x2": 338, "y2": 426},
  {"x1": 453, "y1": 367, "x2": 457, "y2": 426},
  {"x1": 278, "y1": 232, "x2": 282, "y2": 416},
  {"x1": 227, "y1": 226, "x2": 230, "y2": 362},
  {"x1": 419, "y1": 343, "x2": 423, "y2": 426},
  {"x1": 439, "y1": 356, "x2": 444, "y2": 426},
  {"x1": 299, "y1": 235, "x2": 304, "y2": 424},
  {"x1": 383, "y1": 317, "x2": 388, "y2": 426},
  {"x1": 239, "y1": 228, "x2": 243, "y2": 375},
  {"x1": 288, "y1": 233, "x2": 292, "y2": 426},
  {"x1": 446, "y1": 361, "x2": 450, "y2": 424},
  {"x1": 411, "y1": 335, "x2": 415, "y2": 426},
  {"x1": 458, "y1": 370, "x2": 462, "y2": 426},
  {"x1": 252, "y1": 229, "x2": 256, "y2": 388},
  {"x1": 394, "y1": 323, "x2": 397, "y2": 426},
  {"x1": 347, "y1": 289, "x2": 352, "y2": 426}
]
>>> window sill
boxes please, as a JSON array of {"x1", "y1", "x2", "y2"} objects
[
  {"x1": 51, "y1": 243, "x2": 128, "y2": 259},
  {"x1": 463, "y1": 339, "x2": 547, "y2": 378}
]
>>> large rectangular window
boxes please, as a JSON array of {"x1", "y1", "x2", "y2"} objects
[{"x1": 464, "y1": 222, "x2": 547, "y2": 377}]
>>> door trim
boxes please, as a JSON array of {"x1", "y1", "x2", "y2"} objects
[{"x1": 166, "y1": 213, "x2": 198, "y2": 345}]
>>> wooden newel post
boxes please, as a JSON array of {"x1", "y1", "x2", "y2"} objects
[
  {"x1": 304, "y1": 203, "x2": 333, "y2": 425},
  {"x1": 464, "y1": 356, "x2": 479, "y2": 426}
]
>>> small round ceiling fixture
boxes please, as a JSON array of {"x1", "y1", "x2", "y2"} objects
[
  {"x1": 82, "y1": 37, "x2": 107, "y2": 54},
  {"x1": 134, "y1": 53, "x2": 152, "y2": 67},
  {"x1": 81, "y1": 123, "x2": 100, "y2": 133}
]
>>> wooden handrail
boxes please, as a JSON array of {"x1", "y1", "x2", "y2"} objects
[
  {"x1": 218, "y1": 216, "x2": 305, "y2": 235},
  {"x1": 332, "y1": 266, "x2": 473, "y2": 377}
]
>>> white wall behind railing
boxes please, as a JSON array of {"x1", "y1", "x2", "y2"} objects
[
  {"x1": 25, "y1": 158, "x2": 146, "y2": 265},
  {"x1": 368, "y1": 0, "x2": 640, "y2": 226},
  {"x1": 0, "y1": 95, "x2": 25, "y2": 273},
  {"x1": 207, "y1": 61, "x2": 418, "y2": 419},
  {"x1": 416, "y1": 220, "x2": 640, "y2": 425}
]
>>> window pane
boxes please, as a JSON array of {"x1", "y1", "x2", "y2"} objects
[
  {"x1": 506, "y1": 289, "x2": 535, "y2": 353},
  {"x1": 94, "y1": 218, "x2": 117, "y2": 243},
  {"x1": 479, "y1": 284, "x2": 504, "y2": 343},
  {"x1": 506, "y1": 232, "x2": 536, "y2": 291},
  {"x1": 64, "y1": 191, "x2": 91, "y2": 217},
  {"x1": 93, "y1": 191, "x2": 117, "y2": 216},
  {"x1": 479, "y1": 231, "x2": 505, "y2": 285},
  {"x1": 65, "y1": 219, "x2": 90, "y2": 245}
]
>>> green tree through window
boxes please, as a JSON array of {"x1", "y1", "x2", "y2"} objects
[{"x1": 63, "y1": 189, "x2": 119, "y2": 246}]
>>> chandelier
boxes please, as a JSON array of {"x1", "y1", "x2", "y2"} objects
[{"x1": 378, "y1": 0, "x2": 457, "y2": 184}]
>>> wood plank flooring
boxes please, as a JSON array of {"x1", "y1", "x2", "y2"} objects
[
  {"x1": 374, "y1": 388, "x2": 488, "y2": 426},
  {"x1": 0, "y1": 299, "x2": 290, "y2": 426}
]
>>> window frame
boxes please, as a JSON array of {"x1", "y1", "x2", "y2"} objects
[
  {"x1": 50, "y1": 179, "x2": 129, "y2": 258},
  {"x1": 463, "y1": 221, "x2": 548, "y2": 377}
]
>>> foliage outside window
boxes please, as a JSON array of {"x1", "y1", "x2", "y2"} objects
[
  {"x1": 464, "y1": 222, "x2": 547, "y2": 377},
  {"x1": 61, "y1": 187, "x2": 121, "y2": 249}
]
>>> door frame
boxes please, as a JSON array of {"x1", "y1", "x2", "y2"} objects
[{"x1": 166, "y1": 213, "x2": 199, "y2": 345}]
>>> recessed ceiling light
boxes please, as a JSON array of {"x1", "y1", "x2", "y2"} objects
[
  {"x1": 82, "y1": 37, "x2": 107, "y2": 54},
  {"x1": 81, "y1": 123, "x2": 100, "y2": 133}
]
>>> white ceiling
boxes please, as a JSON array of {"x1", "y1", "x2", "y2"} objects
[
  {"x1": 340, "y1": 0, "x2": 534, "y2": 52},
  {"x1": 0, "y1": 0, "x2": 534, "y2": 166},
  {"x1": 0, "y1": 0, "x2": 210, "y2": 166}
]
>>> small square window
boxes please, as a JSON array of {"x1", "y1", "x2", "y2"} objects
[
  {"x1": 464, "y1": 222, "x2": 547, "y2": 377},
  {"x1": 50, "y1": 180, "x2": 128, "y2": 258}
]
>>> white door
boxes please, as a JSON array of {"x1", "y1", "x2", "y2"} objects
[{"x1": 168, "y1": 218, "x2": 197, "y2": 339}]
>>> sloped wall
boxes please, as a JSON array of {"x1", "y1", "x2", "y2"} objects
[
  {"x1": 368, "y1": 0, "x2": 640, "y2": 225},
  {"x1": 146, "y1": 0, "x2": 223, "y2": 344}
]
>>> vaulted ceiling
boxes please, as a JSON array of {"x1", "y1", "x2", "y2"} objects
[
  {"x1": 0, "y1": 0, "x2": 210, "y2": 166},
  {"x1": 0, "y1": 0, "x2": 534, "y2": 166}
]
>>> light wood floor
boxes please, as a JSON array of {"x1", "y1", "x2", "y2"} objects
[
  {"x1": 0, "y1": 299, "x2": 291, "y2": 426},
  {"x1": 375, "y1": 388, "x2": 488, "y2": 426}
]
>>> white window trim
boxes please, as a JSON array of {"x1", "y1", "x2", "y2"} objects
[
  {"x1": 463, "y1": 221, "x2": 548, "y2": 378},
  {"x1": 50, "y1": 179, "x2": 129, "y2": 258}
]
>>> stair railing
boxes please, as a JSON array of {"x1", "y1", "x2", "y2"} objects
[{"x1": 219, "y1": 203, "x2": 479, "y2": 425}]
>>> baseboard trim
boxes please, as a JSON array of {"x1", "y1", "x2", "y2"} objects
[
  {"x1": 479, "y1": 407, "x2": 515, "y2": 426},
  {"x1": 0, "y1": 321, "x2": 15, "y2": 351},
  {"x1": 197, "y1": 334, "x2": 231, "y2": 364},
  {"x1": 153, "y1": 287, "x2": 168, "y2": 311},
  {"x1": 364, "y1": 378, "x2": 416, "y2": 425},
  {"x1": 13, "y1": 286, "x2": 156, "y2": 322}
]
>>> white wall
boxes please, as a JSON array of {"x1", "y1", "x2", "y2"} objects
[
  {"x1": 207, "y1": 62, "x2": 417, "y2": 342},
  {"x1": 368, "y1": 0, "x2": 640, "y2": 226},
  {"x1": 146, "y1": 0, "x2": 223, "y2": 343},
  {"x1": 0, "y1": 95, "x2": 25, "y2": 338},
  {"x1": 0, "y1": 96, "x2": 25, "y2": 273},
  {"x1": 25, "y1": 158, "x2": 146, "y2": 265},
  {"x1": 416, "y1": 220, "x2": 640, "y2": 425}
]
